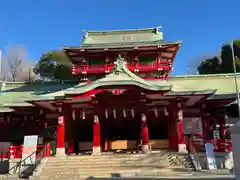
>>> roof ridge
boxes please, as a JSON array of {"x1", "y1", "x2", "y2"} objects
[
  {"x1": 169, "y1": 73, "x2": 240, "y2": 79},
  {"x1": 82, "y1": 27, "x2": 161, "y2": 34}
]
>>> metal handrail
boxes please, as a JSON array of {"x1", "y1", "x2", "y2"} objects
[
  {"x1": 8, "y1": 144, "x2": 47, "y2": 177},
  {"x1": 8, "y1": 150, "x2": 37, "y2": 175}
]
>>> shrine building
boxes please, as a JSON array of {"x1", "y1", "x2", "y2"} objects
[{"x1": 0, "y1": 27, "x2": 238, "y2": 156}]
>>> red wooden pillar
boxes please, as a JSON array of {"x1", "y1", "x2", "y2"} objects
[
  {"x1": 56, "y1": 115, "x2": 65, "y2": 156},
  {"x1": 176, "y1": 102, "x2": 186, "y2": 152},
  {"x1": 201, "y1": 104, "x2": 209, "y2": 140},
  {"x1": 141, "y1": 113, "x2": 149, "y2": 153},
  {"x1": 92, "y1": 115, "x2": 101, "y2": 155},
  {"x1": 219, "y1": 112, "x2": 227, "y2": 140},
  {"x1": 168, "y1": 101, "x2": 186, "y2": 152},
  {"x1": 67, "y1": 110, "x2": 74, "y2": 154},
  {"x1": 168, "y1": 104, "x2": 178, "y2": 150},
  {"x1": 0, "y1": 116, "x2": 6, "y2": 141}
]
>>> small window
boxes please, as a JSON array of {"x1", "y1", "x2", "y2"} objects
[
  {"x1": 139, "y1": 57, "x2": 155, "y2": 63},
  {"x1": 89, "y1": 59, "x2": 105, "y2": 65}
]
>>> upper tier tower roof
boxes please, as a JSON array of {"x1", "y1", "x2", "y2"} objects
[{"x1": 81, "y1": 27, "x2": 164, "y2": 45}]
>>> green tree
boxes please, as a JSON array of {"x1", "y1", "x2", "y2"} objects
[
  {"x1": 197, "y1": 40, "x2": 240, "y2": 74},
  {"x1": 197, "y1": 56, "x2": 221, "y2": 74},
  {"x1": 34, "y1": 51, "x2": 77, "y2": 80}
]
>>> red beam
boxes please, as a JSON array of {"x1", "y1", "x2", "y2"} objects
[
  {"x1": 72, "y1": 89, "x2": 105, "y2": 99},
  {"x1": 64, "y1": 44, "x2": 179, "y2": 54},
  {"x1": 72, "y1": 62, "x2": 171, "y2": 74}
]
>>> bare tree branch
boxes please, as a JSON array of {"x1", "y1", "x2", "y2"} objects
[{"x1": 2, "y1": 45, "x2": 37, "y2": 82}]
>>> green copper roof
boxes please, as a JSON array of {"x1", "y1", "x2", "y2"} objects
[
  {"x1": 0, "y1": 107, "x2": 15, "y2": 113},
  {"x1": 1, "y1": 73, "x2": 240, "y2": 110},
  {"x1": 0, "y1": 81, "x2": 78, "y2": 107},
  {"x1": 81, "y1": 27, "x2": 164, "y2": 45},
  {"x1": 168, "y1": 73, "x2": 240, "y2": 95}
]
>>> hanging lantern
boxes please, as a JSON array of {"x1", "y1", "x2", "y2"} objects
[
  {"x1": 113, "y1": 108, "x2": 116, "y2": 119},
  {"x1": 105, "y1": 108, "x2": 108, "y2": 119},
  {"x1": 58, "y1": 107, "x2": 62, "y2": 113},
  {"x1": 131, "y1": 108, "x2": 135, "y2": 118},
  {"x1": 44, "y1": 122, "x2": 48, "y2": 128},
  {"x1": 72, "y1": 110, "x2": 76, "y2": 120},
  {"x1": 154, "y1": 107, "x2": 158, "y2": 117},
  {"x1": 82, "y1": 109, "x2": 86, "y2": 120},
  {"x1": 141, "y1": 113, "x2": 147, "y2": 122},
  {"x1": 164, "y1": 107, "x2": 169, "y2": 116},
  {"x1": 40, "y1": 109, "x2": 43, "y2": 115},
  {"x1": 94, "y1": 115, "x2": 99, "y2": 124},
  {"x1": 123, "y1": 108, "x2": 126, "y2": 118}
]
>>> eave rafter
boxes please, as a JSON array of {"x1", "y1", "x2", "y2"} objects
[{"x1": 64, "y1": 44, "x2": 179, "y2": 57}]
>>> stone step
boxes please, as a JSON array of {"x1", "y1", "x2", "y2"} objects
[
  {"x1": 50, "y1": 154, "x2": 171, "y2": 159},
  {"x1": 46, "y1": 158, "x2": 172, "y2": 162},
  {"x1": 40, "y1": 166, "x2": 189, "y2": 174},
  {"x1": 44, "y1": 163, "x2": 174, "y2": 169},
  {"x1": 45, "y1": 161, "x2": 172, "y2": 166},
  {"x1": 47, "y1": 158, "x2": 170, "y2": 163},
  {"x1": 46, "y1": 159, "x2": 171, "y2": 165},
  {"x1": 40, "y1": 167, "x2": 190, "y2": 176},
  {"x1": 48, "y1": 155, "x2": 170, "y2": 161},
  {"x1": 42, "y1": 163, "x2": 185, "y2": 170},
  {"x1": 44, "y1": 163, "x2": 176, "y2": 168}
]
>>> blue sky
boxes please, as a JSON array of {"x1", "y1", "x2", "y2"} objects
[{"x1": 0, "y1": 0, "x2": 239, "y2": 75}]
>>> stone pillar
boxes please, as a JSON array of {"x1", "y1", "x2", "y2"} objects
[
  {"x1": 56, "y1": 115, "x2": 65, "y2": 157},
  {"x1": 176, "y1": 102, "x2": 187, "y2": 153},
  {"x1": 92, "y1": 115, "x2": 101, "y2": 155},
  {"x1": 141, "y1": 113, "x2": 150, "y2": 153}
]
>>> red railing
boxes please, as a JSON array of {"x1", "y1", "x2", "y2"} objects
[
  {"x1": 0, "y1": 143, "x2": 51, "y2": 159},
  {"x1": 187, "y1": 138, "x2": 232, "y2": 153},
  {"x1": 72, "y1": 61, "x2": 171, "y2": 74}
]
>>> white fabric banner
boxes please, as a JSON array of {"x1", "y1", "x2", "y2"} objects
[
  {"x1": 205, "y1": 142, "x2": 217, "y2": 170},
  {"x1": 22, "y1": 135, "x2": 38, "y2": 164}
]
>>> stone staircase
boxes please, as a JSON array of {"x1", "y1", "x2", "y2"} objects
[{"x1": 30, "y1": 151, "x2": 195, "y2": 179}]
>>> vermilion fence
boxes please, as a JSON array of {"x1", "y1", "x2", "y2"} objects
[
  {"x1": 0, "y1": 140, "x2": 232, "y2": 159},
  {"x1": 72, "y1": 61, "x2": 171, "y2": 74},
  {"x1": 187, "y1": 138, "x2": 232, "y2": 153},
  {"x1": 0, "y1": 143, "x2": 51, "y2": 159}
]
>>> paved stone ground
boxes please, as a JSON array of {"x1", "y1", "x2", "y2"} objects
[
  {"x1": 0, "y1": 175, "x2": 235, "y2": 180},
  {"x1": 0, "y1": 169, "x2": 235, "y2": 180}
]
